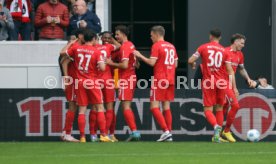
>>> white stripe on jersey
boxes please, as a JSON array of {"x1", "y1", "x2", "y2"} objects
[{"x1": 193, "y1": 51, "x2": 200, "y2": 58}]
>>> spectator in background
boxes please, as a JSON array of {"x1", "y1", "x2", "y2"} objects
[
  {"x1": 256, "y1": 76, "x2": 274, "y2": 89},
  {"x1": 6, "y1": 0, "x2": 32, "y2": 40},
  {"x1": 0, "y1": 1, "x2": 14, "y2": 41},
  {"x1": 68, "y1": 0, "x2": 101, "y2": 36},
  {"x1": 35, "y1": 0, "x2": 69, "y2": 40}
]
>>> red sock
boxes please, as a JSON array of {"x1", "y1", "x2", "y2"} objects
[
  {"x1": 89, "y1": 110, "x2": 97, "y2": 135},
  {"x1": 204, "y1": 110, "x2": 217, "y2": 127},
  {"x1": 105, "y1": 110, "x2": 113, "y2": 134},
  {"x1": 216, "y1": 111, "x2": 224, "y2": 127},
  {"x1": 64, "y1": 110, "x2": 75, "y2": 134},
  {"x1": 123, "y1": 109, "x2": 137, "y2": 131},
  {"x1": 97, "y1": 111, "x2": 106, "y2": 136},
  {"x1": 78, "y1": 114, "x2": 86, "y2": 137},
  {"x1": 163, "y1": 109, "x2": 172, "y2": 131},
  {"x1": 224, "y1": 103, "x2": 240, "y2": 132},
  {"x1": 223, "y1": 103, "x2": 229, "y2": 117},
  {"x1": 110, "y1": 110, "x2": 116, "y2": 135},
  {"x1": 151, "y1": 108, "x2": 168, "y2": 131}
]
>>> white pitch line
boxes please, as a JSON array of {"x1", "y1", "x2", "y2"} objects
[{"x1": 1, "y1": 152, "x2": 276, "y2": 158}]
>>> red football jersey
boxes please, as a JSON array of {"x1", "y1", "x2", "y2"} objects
[
  {"x1": 67, "y1": 42, "x2": 81, "y2": 79},
  {"x1": 95, "y1": 44, "x2": 116, "y2": 79},
  {"x1": 117, "y1": 41, "x2": 136, "y2": 79},
  {"x1": 193, "y1": 41, "x2": 231, "y2": 80},
  {"x1": 66, "y1": 44, "x2": 104, "y2": 80},
  {"x1": 225, "y1": 47, "x2": 244, "y2": 73},
  {"x1": 150, "y1": 40, "x2": 178, "y2": 85}
]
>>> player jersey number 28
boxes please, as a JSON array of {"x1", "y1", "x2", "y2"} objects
[
  {"x1": 164, "y1": 48, "x2": 175, "y2": 65},
  {"x1": 207, "y1": 50, "x2": 222, "y2": 68}
]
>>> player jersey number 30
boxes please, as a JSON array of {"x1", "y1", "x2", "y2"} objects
[{"x1": 207, "y1": 50, "x2": 222, "y2": 68}]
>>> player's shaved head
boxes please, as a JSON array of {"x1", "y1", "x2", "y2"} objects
[
  {"x1": 230, "y1": 33, "x2": 246, "y2": 44},
  {"x1": 210, "y1": 29, "x2": 221, "y2": 38},
  {"x1": 151, "y1": 25, "x2": 165, "y2": 37}
]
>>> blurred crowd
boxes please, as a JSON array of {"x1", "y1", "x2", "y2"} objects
[{"x1": 0, "y1": 0, "x2": 101, "y2": 41}]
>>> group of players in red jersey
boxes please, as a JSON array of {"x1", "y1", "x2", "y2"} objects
[
  {"x1": 189, "y1": 29, "x2": 255, "y2": 143},
  {"x1": 59, "y1": 25, "x2": 177, "y2": 142},
  {"x1": 59, "y1": 25, "x2": 254, "y2": 143}
]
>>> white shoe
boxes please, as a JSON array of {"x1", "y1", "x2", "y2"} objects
[
  {"x1": 157, "y1": 131, "x2": 172, "y2": 142},
  {"x1": 64, "y1": 135, "x2": 80, "y2": 142},
  {"x1": 60, "y1": 131, "x2": 66, "y2": 141}
]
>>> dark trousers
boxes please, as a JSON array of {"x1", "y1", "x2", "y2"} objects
[{"x1": 9, "y1": 20, "x2": 32, "y2": 40}]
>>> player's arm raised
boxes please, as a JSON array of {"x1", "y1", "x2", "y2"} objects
[
  {"x1": 59, "y1": 40, "x2": 76, "y2": 82},
  {"x1": 133, "y1": 50, "x2": 157, "y2": 67},
  {"x1": 60, "y1": 39, "x2": 77, "y2": 56}
]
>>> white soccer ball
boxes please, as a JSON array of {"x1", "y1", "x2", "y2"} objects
[{"x1": 247, "y1": 129, "x2": 260, "y2": 142}]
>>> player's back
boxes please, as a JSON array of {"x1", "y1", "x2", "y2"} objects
[
  {"x1": 197, "y1": 41, "x2": 228, "y2": 80},
  {"x1": 69, "y1": 44, "x2": 102, "y2": 79},
  {"x1": 118, "y1": 41, "x2": 136, "y2": 79},
  {"x1": 151, "y1": 40, "x2": 178, "y2": 85},
  {"x1": 95, "y1": 44, "x2": 115, "y2": 79}
]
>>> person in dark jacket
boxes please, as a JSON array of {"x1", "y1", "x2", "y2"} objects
[
  {"x1": 68, "y1": 0, "x2": 101, "y2": 36},
  {"x1": 35, "y1": 0, "x2": 69, "y2": 40}
]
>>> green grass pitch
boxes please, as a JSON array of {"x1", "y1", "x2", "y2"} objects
[{"x1": 0, "y1": 142, "x2": 276, "y2": 164}]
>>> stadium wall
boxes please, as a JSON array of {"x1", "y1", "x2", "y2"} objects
[
  {"x1": 0, "y1": 89, "x2": 276, "y2": 142},
  {"x1": 0, "y1": 42, "x2": 65, "y2": 88}
]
